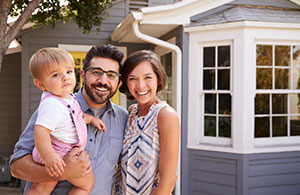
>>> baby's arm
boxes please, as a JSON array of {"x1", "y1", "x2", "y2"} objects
[
  {"x1": 84, "y1": 113, "x2": 106, "y2": 132},
  {"x1": 34, "y1": 125, "x2": 66, "y2": 177}
]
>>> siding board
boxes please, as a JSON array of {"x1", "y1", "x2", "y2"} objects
[
  {"x1": 0, "y1": 53, "x2": 21, "y2": 156},
  {"x1": 249, "y1": 184, "x2": 300, "y2": 195},
  {"x1": 193, "y1": 180, "x2": 237, "y2": 195},
  {"x1": 192, "y1": 156, "x2": 237, "y2": 175},
  {"x1": 193, "y1": 170, "x2": 236, "y2": 186},
  {"x1": 189, "y1": 149, "x2": 300, "y2": 195},
  {"x1": 249, "y1": 162, "x2": 300, "y2": 176}
]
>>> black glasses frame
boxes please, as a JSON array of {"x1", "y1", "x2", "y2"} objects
[{"x1": 84, "y1": 67, "x2": 121, "y2": 78}]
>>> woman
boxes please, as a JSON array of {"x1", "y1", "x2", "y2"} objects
[{"x1": 118, "y1": 50, "x2": 180, "y2": 195}]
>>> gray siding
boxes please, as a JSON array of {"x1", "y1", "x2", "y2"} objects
[
  {"x1": 0, "y1": 53, "x2": 21, "y2": 156},
  {"x1": 248, "y1": 152, "x2": 300, "y2": 195},
  {"x1": 188, "y1": 150, "x2": 300, "y2": 195},
  {"x1": 181, "y1": 27, "x2": 190, "y2": 195},
  {"x1": 151, "y1": 0, "x2": 179, "y2": 6}
]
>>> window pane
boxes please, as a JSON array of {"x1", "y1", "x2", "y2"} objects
[
  {"x1": 255, "y1": 117, "x2": 270, "y2": 137},
  {"x1": 219, "y1": 94, "x2": 231, "y2": 115},
  {"x1": 275, "y1": 68, "x2": 289, "y2": 89},
  {"x1": 74, "y1": 68, "x2": 81, "y2": 93},
  {"x1": 256, "y1": 68, "x2": 272, "y2": 89},
  {"x1": 275, "y1": 45, "x2": 290, "y2": 66},
  {"x1": 74, "y1": 58, "x2": 81, "y2": 66},
  {"x1": 160, "y1": 52, "x2": 173, "y2": 106},
  {"x1": 203, "y1": 70, "x2": 215, "y2": 90},
  {"x1": 272, "y1": 94, "x2": 287, "y2": 114},
  {"x1": 255, "y1": 94, "x2": 269, "y2": 114},
  {"x1": 292, "y1": 68, "x2": 300, "y2": 90},
  {"x1": 256, "y1": 45, "x2": 272, "y2": 66},
  {"x1": 218, "y1": 69, "x2": 230, "y2": 90},
  {"x1": 219, "y1": 117, "x2": 231, "y2": 137},
  {"x1": 290, "y1": 93, "x2": 300, "y2": 114},
  {"x1": 205, "y1": 94, "x2": 216, "y2": 114},
  {"x1": 290, "y1": 115, "x2": 300, "y2": 136},
  {"x1": 272, "y1": 116, "x2": 287, "y2": 137},
  {"x1": 218, "y1": 46, "x2": 230, "y2": 67},
  {"x1": 293, "y1": 45, "x2": 300, "y2": 66},
  {"x1": 204, "y1": 47, "x2": 215, "y2": 67},
  {"x1": 204, "y1": 116, "x2": 216, "y2": 136}
]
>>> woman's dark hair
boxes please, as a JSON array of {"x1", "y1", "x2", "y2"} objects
[
  {"x1": 119, "y1": 50, "x2": 167, "y2": 100},
  {"x1": 83, "y1": 45, "x2": 124, "y2": 72}
]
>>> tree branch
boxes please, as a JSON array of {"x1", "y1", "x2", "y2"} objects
[
  {"x1": 4, "y1": 0, "x2": 43, "y2": 48},
  {"x1": 0, "y1": 0, "x2": 11, "y2": 40}
]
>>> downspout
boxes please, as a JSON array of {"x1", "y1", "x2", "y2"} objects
[{"x1": 132, "y1": 14, "x2": 182, "y2": 195}]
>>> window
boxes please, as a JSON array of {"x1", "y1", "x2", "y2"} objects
[
  {"x1": 203, "y1": 44, "x2": 232, "y2": 140},
  {"x1": 159, "y1": 52, "x2": 173, "y2": 106},
  {"x1": 69, "y1": 52, "x2": 85, "y2": 93},
  {"x1": 255, "y1": 44, "x2": 300, "y2": 138}
]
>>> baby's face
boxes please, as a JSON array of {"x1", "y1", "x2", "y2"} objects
[{"x1": 39, "y1": 64, "x2": 76, "y2": 98}]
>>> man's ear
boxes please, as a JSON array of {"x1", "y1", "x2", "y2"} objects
[
  {"x1": 80, "y1": 69, "x2": 85, "y2": 83},
  {"x1": 33, "y1": 79, "x2": 46, "y2": 91}
]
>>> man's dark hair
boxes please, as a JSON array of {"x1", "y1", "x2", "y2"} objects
[{"x1": 83, "y1": 45, "x2": 124, "y2": 72}]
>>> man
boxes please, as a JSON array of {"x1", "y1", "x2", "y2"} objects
[{"x1": 10, "y1": 45, "x2": 128, "y2": 194}]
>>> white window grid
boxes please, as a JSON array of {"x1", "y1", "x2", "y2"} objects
[
  {"x1": 200, "y1": 42, "x2": 233, "y2": 145},
  {"x1": 255, "y1": 43, "x2": 300, "y2": 138}
]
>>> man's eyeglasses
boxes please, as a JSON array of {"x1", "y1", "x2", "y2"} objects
[{"x1": 85, "y1": 67, "x2": 121, "y2": 81}]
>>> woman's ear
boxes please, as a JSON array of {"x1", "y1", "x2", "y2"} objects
[{"x1": 33, "y1": 79, "x2": 46, "y2": 91}]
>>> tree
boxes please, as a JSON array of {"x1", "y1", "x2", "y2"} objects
[{"x1": 0, "y1": 0, "x2": 114, "y2": 72}]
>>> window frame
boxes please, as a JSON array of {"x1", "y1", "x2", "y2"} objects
[
  {"x1": 199, "y1": 41, "x2": 233, "y2": 146},
  {"x1": 254, "y1": 41, "x2": 300, "y2": 147}
]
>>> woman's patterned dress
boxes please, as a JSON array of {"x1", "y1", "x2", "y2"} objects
[{"x1": 120, "y1": 101, "x2": 168, "y2": 195}]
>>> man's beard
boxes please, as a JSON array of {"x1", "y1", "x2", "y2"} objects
[{"x1": 83, "y1": 81, "x2": 117, "y2": 105}]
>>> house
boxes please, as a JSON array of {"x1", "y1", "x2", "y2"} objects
[
  {"x1": 111, "y1": 0, "x2": 300, "y2": 194},
  {"x1": 2, "y1": 0, "x2": 300, "y2": 194}
]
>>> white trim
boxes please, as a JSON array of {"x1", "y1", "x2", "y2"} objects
[
  {"x1": 195, "y1": 41, "x2": 233, "y2": 146},
  {"x1": 58, "y1": 44, "x2": 93, "y2": 52},
  {"x1": 187, "y1": 21, "x2": 300, "y2": 154},
  {"x1": 185, "y1": 21, "x2": 300, "y2": 33},
  {"x1": 6, "y1": 46, "x2": 22, "y2": 55},
  {"x1": 58, "y1": 44, "x2": 128, "y2": 108}
]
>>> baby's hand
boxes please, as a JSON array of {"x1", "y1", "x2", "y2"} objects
[
  {"x1": 90, "y1": 117, "x2": 106, "y2": 133},
  {"x1": 44, "y1": 152, "x2": 66, "y2": 177}
]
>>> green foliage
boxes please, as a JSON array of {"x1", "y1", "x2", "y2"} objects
[{"x1": 10, "y1": 0, "x2": 114, "y2": 33}]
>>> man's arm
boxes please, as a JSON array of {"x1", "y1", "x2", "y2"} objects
[
  {"x1": 10, "y1": 110, "x2": 91, "y2": 182},
  {"x1": 11, "y1": 148, "x2": 91, "y2": 182}
]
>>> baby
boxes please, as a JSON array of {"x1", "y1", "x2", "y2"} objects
[{"x1": 27, "y1": 48, "x2": 105, "y2": 195}]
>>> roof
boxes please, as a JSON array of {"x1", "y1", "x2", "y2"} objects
[
  {"x1": 189, "y1": 0, "x2": 300, "y2": 26},
  {"x1": 190, "y1": 5, "x2": 300, "y2": 26},
  {"x1": 111, "y1": 0, "x2": 300, "y2": 43},
  {"x1": 111, "y1": 0, "x2": 234, "y2": 43}
]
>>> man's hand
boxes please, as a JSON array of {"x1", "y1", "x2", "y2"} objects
[{"x1": 59, "y1": 147, "x2": 91, "y2": 180}]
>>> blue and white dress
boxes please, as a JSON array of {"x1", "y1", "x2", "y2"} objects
[{"x1": 120, "y1": 101, "x2": 168, "y2": 195}]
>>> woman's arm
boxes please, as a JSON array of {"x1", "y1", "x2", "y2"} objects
[{"x1": 155, "y1": 106, "x2": 180, "y2": 195}]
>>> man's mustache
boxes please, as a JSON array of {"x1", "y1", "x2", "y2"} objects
[{"x1": 91, "y1": 83, "x2": 110, "y2": 90}]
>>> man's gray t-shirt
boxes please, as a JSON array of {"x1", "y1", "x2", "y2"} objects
[{"x1": 10, "y1": 89, "x2": 128, "y2": 195}]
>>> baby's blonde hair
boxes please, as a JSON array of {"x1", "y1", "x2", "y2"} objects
[{"x1": 29, "y1": 48, "x2": 75, "y2": 79}]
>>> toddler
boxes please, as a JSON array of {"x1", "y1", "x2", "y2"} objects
[{"x1": 27, "y1": 48, "x2": 105, "y2": 195}]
